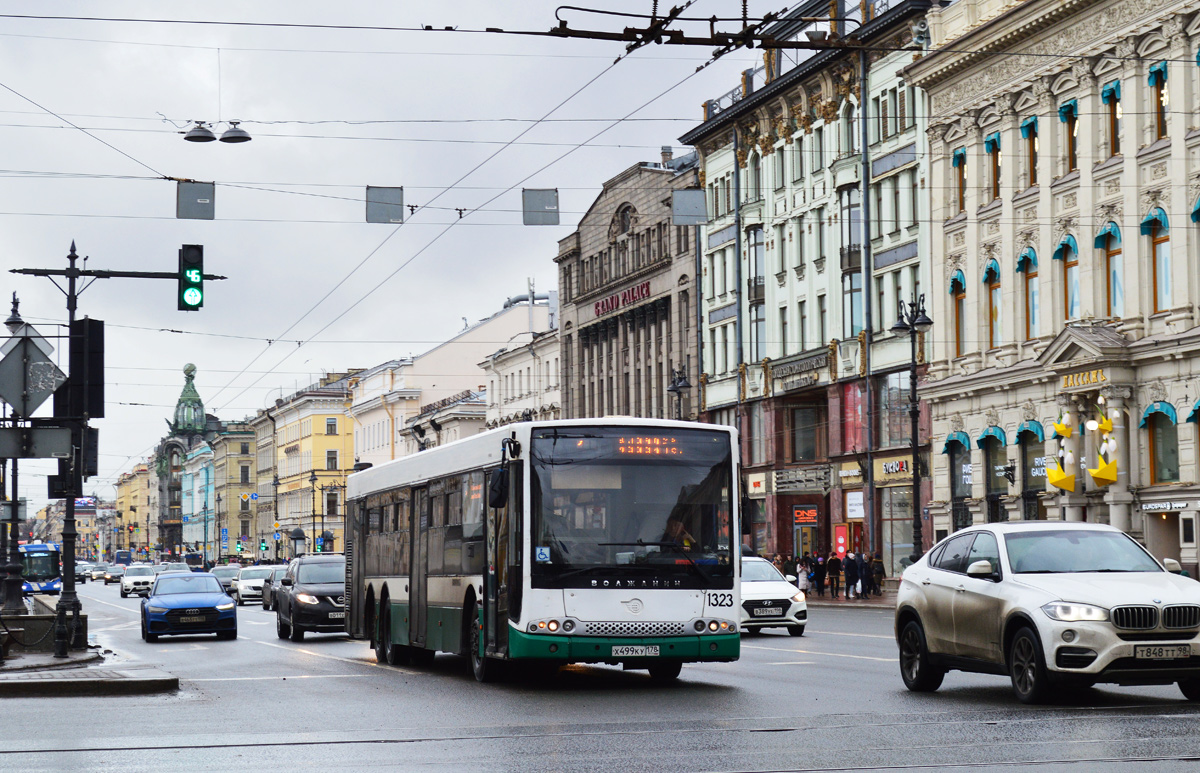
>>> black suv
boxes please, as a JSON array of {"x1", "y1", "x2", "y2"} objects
[{"x1": 275, "y1": 554, "x2": 346, "y2": 642}]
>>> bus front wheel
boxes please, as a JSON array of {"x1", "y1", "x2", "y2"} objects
[{"x1": 647, "y1": 661, "x2": 683, "y2": 682}]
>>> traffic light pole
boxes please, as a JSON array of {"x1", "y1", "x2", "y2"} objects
[{"x1": 9, "y1": 243, "x2": 225, "y2": 656}]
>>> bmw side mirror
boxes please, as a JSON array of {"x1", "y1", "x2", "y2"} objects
[
  {"x1": 966, "y1": 560, "x2": 998, "y2": 580},
  {"x1": 1163, "y1": 558, "x2": 1183, "y2": 574},
  {"x1": 785, "y1": 574, "x2": 797, "y2": 583}
]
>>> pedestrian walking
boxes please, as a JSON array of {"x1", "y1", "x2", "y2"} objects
[
  {"x1": 826, "y1": 552, "x2": 842, "y2": 597},
  {"x1": 813, "y1": 557, "x2": 826, "y2": 597},
  {"x1": 844, "y1": 551, "x2": 859, "y2": 599},
  {"x1": 783, "y1": 553, "x2": 797, "y2": 578},
  {"x1": 855, "y1": 551, "x2": 873, "y2": 598}
]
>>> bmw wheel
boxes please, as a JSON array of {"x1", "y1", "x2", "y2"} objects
[
  {"x1": 899, "y1": 620, "x2": 944, "y2": 692},
  {"x1": 1009, "y1": 627, "x2": 1051, "y2": 704}
]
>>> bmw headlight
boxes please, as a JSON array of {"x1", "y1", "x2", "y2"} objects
[
  {"x1": 216, "y1": 601, "x2": 236, "y2": 611},
  {"x1": 1041, "y1": 602, "x2": 1109, "y2": 622},
  {"x1": 146, "y1": 606, "x2": 167, "y2": 613},
  {"x1": 296, "y1": 593, "x2": 320, "y2": 605},
  {"x1": 791, "y1": 591, "x2": 806, "y2": 603}
]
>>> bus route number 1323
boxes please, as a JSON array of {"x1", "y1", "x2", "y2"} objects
[{"x1": 707, "y1": 592, "x2": 733, "y2": 607}]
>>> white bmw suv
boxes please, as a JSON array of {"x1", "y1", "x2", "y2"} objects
[
  {"x1": 896, "y1": 522, "x2": 1200, "y2": 703},
  {"x1": 120, "y1": 565, "x2": 157, "y2": 598}
]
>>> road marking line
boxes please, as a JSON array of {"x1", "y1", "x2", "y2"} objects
[
  {"x1": 189, "y1": 675, "x2": 368, "y2": 682},
  {"x1": 813, "y1": 631, "x2": 893, "y2": 640},
  {"x1": 742, "y1": 643, "x2": 892, "y2": 662},
  {"x1": 81, "y1": 596, "x2": 141, "y2": 614},
  {"x1": 252, "y1": 639, "x2": 422, "y2": 675},
  {"x1": 765, "y1": 661, "x2": 816, "y2": 665}
]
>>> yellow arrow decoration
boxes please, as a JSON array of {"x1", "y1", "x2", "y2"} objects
[
  {"x1": 1046, "y1": 461, "x2": 1075, "y2": 492},
  {"x1": 1052, "y1": 420, "x2": 1073, "y2": 438},
  {"x1": 1088, "y1": 457, "x2": 1118, "y2": 487}
]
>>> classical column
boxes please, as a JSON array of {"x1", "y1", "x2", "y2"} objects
[{"x1": 1101, "y1": 386, "x2": 1134, "y2": 533}]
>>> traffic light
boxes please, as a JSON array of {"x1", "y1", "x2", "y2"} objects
[
  {"x1": 235, "y1": 540, "x2": 243, "y2": 553},
  {"x1": 178, "y1": 244, "x2": 204, "y2": 310},
  {"x1": 259, "y1": 540, "x2": 267, "y2": 552}
]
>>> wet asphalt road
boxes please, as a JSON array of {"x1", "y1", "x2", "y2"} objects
[{"x1": 4, "y1": 582, "x2": 1200, "y2": 772}]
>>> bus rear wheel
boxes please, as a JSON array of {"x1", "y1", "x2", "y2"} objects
[
  {"x1": 469, "y1": 602, "x2": 498, "y2": 682},
  {"x1": 375, "y1": 605, "x2": 409, "y2": 666},
  {"x1": 647, "y1": 661, "x2": 683, "y2": 682}
]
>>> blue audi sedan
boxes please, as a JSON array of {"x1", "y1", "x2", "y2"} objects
[{"x1": 141, "y1": 571, "x2": 237, "y2": 642}]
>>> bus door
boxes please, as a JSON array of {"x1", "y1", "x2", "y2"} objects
[
  {"x1": 345, "y1": 500, "x2": 364, "y2": 639},
  {"x1": 410, "y1": 487, "x2": 430, "y2": 649},
  {"x1": 485, "y1": 467, "x2": 508, "y2": 655}
]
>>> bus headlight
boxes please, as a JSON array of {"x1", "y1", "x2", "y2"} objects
[
  {"x1": 547, "y1": 620, "x2": 559, "y2": 632},
  {"x1": 708, "y1": 621, "x2": 719, "y2": 631},
  {"x1": 529, "y1": 622, "x2": 539, "y2": 633}
]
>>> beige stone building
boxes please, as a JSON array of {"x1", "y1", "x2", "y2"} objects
[{"x1": 907, "y1": 0, "x2": 1200, "y2": 573}]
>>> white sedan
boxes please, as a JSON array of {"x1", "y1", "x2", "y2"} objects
[
  {"x1": 120, "y1": 565, "x2": 157, "y2": 598},
  {"x1": 740, "y1": 557, "x2": 808, "y2": 636},
  {"x1": 231, "y1": 566, "x2": 275, "y2": 605}
]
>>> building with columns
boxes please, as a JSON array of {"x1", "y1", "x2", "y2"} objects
[
  {"x1": 555, "y1": 149, "x2": 701, "y2": 423},
  {"x1": 906, "y1": 0, "x2": 1200, "y2": 573}
]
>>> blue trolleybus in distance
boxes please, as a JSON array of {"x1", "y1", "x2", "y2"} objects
[{"x1": 20, "y1": 542, "x2": 63, "y2": 595}]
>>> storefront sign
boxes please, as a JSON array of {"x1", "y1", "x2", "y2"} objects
[
  {"x1": 1061, "y1": 368, "x2": 1107, "y2": 390},
  {"x1": 846, "y1": 491, "x2": 865, "y2": 520},
  {"x1": 1141, "y1": 501, "x2": 1190, "y2": 512},
  {"x1": 773, "y1": 354, "x2": 828, "y2": 378},
  {"x1": 793, "y1": 506, "x2": 818, "y2": 526},
  {"x1": 775, "y1": 466, "x2": 831, "y2": 492},
  {"x1": 840, "y1": 458, "x2": 914, "y2": 485},
  {"x1": 594, "y1": 280, "x2": 651, "y2": 318},
  {"x1": 781, "y1": 373, "x2": 820, "y2": 392}
]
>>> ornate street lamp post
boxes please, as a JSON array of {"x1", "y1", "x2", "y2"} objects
[
  {"x1": 890, "y1": 294, "x2": 933, "y2": 565},
  {"x1": 666, "y1": 367, "x2": 692, "y2": 420}
]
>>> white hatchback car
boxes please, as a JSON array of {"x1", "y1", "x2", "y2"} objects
[
  {"x1": 896, "y1": 522, "x2": 1200, "y2": 703},
  {"x1": 120, "y1": 565, "x2": 157, "y2": 598},
  {"x1": 740, "y1": 557, "x2": 807, "y2": 636}
]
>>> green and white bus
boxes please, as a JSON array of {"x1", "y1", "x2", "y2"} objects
[{"x1": 344, "y1": 418, "x2": 741, "y2": 681}]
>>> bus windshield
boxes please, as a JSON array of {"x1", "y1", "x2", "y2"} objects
[
  {"x1": 529, "y1": 426, "x2": 734, "y2": 587},
  {"x1": 21, "y1": 551, "x2": 60, "y2": 582}
]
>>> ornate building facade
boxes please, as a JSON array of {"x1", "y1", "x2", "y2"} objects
[
  {"x1": 555, "y1": 149, "x2": 701, "y2": 422},
  {"x1": 907, "y1": 0, "x2": 1200, "y2": 573},
  {"x1": 681, "y1": 1, "x2": 934, "y2": 572}
]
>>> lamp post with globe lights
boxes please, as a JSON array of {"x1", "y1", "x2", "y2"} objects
[{"x1": 890, "y1": 295, "x2": 933, "y2": 565}]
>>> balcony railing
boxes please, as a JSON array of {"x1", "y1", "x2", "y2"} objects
[{"x1": 747, "y1": 276, "x2": 766, "y2": 303}]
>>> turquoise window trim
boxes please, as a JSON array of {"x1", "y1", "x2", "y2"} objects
[
  {"x1": 1058, "y1": 99, "x2": 1078, "y2": 122},
  {"x1": 976, "y1": 425, "x2": 1008, "y2": 449},
  {"x1": 1094, "y1": 221, "x2": 1121, "y2": 249},
  {"x1": 1140, "y1": 207, "x2": 1168, "y2": 236},
  {"x1": 1052, "y1": 234, "x2": 1078, "y2": 261},
  {"x1": 1015, "y1": 421, "x2": 1045, "y2": 443},
  {"x1": 1019, "y1": 116, "x2": 1037, "y2": 138},
  {"x1": 941, "y1": 431, "x2": 970, "y2": 454},
  {"x1": 1140, "y1": 401, "x2": 1178, "y2": 427}
]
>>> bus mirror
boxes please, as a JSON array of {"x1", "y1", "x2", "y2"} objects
[{"x1": 488, "y1": 468, "x2": 508, "y2": 509}]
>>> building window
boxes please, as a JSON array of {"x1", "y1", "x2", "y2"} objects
[
  {"x1": 1020, "y1": 117, "x2": 1038, "y2": 187},
  {"x1": 950, "y1": 271, "x2": 966, "y2": 357},
  {"x1": 910, "y1": 170, "x2": 919, "y2": 227},
  {"x1": 749, "y1": 226, "x2": 765, "y2": 281},
  {"x1": 876, "y1": 372, "x2": 910, "y2": 448},
  {"x1": 1147, "y1": 216, "x2": 1171, "y2": 313},
  {"x1": 1149, "y1": 62, "x2": 1168, "y2": 140},
  {"x1": 948, "y1": 439, "x2": 972, "y2": 519},
  {"x1": 794, "y1": 215, "x2": 804, "y2": 267},
  {"x1": 790, "y1": 406, "x2": 824, "y2": 462},
  {"x1": 818, "y1": 295, "x2": 827, "y2": 344},
  {"x1": 1101, "y1": 230, "x2": 1124, "y2": 318},
  {"x1": 240, "y1": 442, "x2": 250, "y2": 455},
  {"x1": 1148, "y1": 412, "x2": 1179, "y2": 484},
  {"x1": 1059, "y1": 100, "x2": 1078, "y2": 172},
  {"x1": 773, "y1": 148, "x2": 785, "y2": 190},
  {"x1": 1019, "y1": 430, "x2": 1046, "y2": 520},
  {"x1": 326, "y1": 491, "x2": 339, "y2": 516},
  {"x1": 792, "y1": 135, "x2": 804, "y2": 181},
  {"x1": 891, "y1": 176, "x2": 901, "y2": 232},
  {"x1": 240, "y1": 465, "x2": 250, "y2": 484},
  {"x1": 1101, "y1": 80, "x2": 1121, "y2": 157},
  {"x1": 952, "y1": 148, "x2": 966, "y2": 212},
  {"x1": 842, "y1": 272, "x2": 862, "y2": 337},
  {"x1": 240, "y1": 498, "x2": 250, "y2": 513},
  {"x1": 747, "y1": 401, "x2": 765, "y2": 465},
  {"x1": 748, "y1": 153, "x2": 762, "y2": 202},
  {"x1": 325, "y1": 418, "x2": 337, "y2": 435},
  {"x1": 842, "y1": 382, "x2": 864, "y2": 450},
  {"x1": 326, "y1": 450, "x2": 338, "y2": 471},
  {"x1": 1062, "y1": 241, "x2": 1080, "y2": 321},
  {"x1": 779, "y1": 306, "x2": 789, "y2": 358},
  {"x1": 984, "y1": 260, "x2": 1002, "y2": 349},
  {"x1": 750, "y1": 304, "x2": 765, "y2": 361},
  {"x1": 1017, "y1": 249, "x2": 1039, "y2": 340},
  {"x1": 984, "y1": 132, "x2": 1001, "y2": 201},
  {"x1": 799, "y1": 300, "x2": 807, "y2": 350},
  {"x1": 812, "y1": 127, "x2": 824, "y2": 170}
]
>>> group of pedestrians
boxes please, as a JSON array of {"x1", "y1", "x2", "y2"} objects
[{"x1": 786, "y1": 550, "x2": 886, "y2": 600}]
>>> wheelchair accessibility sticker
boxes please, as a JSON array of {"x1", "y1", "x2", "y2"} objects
[{"x1": 535, "y1": 546, "x2": 551, "y2": 563}]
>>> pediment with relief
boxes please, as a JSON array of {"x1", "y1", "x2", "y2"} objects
[{"x1": 1036, "y1": 324, "x2": 1128, "y2": 372}]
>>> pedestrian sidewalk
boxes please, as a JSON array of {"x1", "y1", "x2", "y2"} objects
[
  {"x1": 805, "y1": 590, "x2": 896, "y2": 610},
  {"x1": 0, "y1": 647, "x2": 178, "y2": 697}
]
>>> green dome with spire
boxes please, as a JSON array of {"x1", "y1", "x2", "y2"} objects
[{"x1": 170, "y1": 363, "x2": 206, "y2": 436}]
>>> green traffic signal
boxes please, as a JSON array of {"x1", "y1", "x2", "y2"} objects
[
  {"x1": 260, "y1": 540, "x2": 267, "y2": 551},
  {"x1": 235, "y1": 540, "x2": 242, "y2": 552},
  {"x1": 178, "y1": 244, "x2": 204, "y2": 310}
]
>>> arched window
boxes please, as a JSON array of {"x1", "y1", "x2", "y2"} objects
[
  {"x1": 749, "y1": 153, "x2": 762, "y2": 202},
  {"x1": 1148, "y1": 411, "x2": 1179, "y2": 483},
  {"x1": 983, "y1": 259, "x2": 1001, "y2": 349},
  {"x1": 1053, "y1": 234, "x2": 1079, "y2": 320},
  {"x1": 1141, "y1": 207, "x2": 1170, "y2": 312},
  {"x1": 1017, "y1": 248, "x2": 1038, "y2": 340},
  {"x1": 1149, "y1": 62, "x2": 1168, "y2": 140},
  {"x1": 949, "y1": 270, "x2": 966, "y2": 357},
  {"x1": 844, "y1": 103, "x2": 858, "y2": 155}
]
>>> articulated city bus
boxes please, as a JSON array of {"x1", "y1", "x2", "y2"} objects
[
  {"x1": 20, "y1": 542, "x2": 62, "y2": 595},
  {"x1": 345, "y1": 418, "x2": 741, "y2": 682}
]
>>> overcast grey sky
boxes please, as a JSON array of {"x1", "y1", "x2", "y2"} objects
[{"x1": 0, "y1": 1, "x2": 769, "y2": 509}]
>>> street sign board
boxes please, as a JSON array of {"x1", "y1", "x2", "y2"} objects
[
  {"x1": 221, "y1": 528, "x2": 228, "y2": 537},
  {"x1": 0, "y1": 426, "x2": 72, "y2": 458},
  {"x1": 274, "y1": 532, "x2": 281, "y2": 540},
  {"x1": 315, "y1": 537, "x2": 323, "y2": 546},
  {"x1": 240, "y1": 493, "x2": 250, "y2": 501},
  {"x1": 1, "y1": 500, "x2": 28, "y2": 522},
  {"x1": 250, "y1": 493, "x2": 258, "y2": 500},
  {"x1": 182, "y1": 516, "x2": 189, "y2": 523},
  {"x1": 273, "y1": 522, "x2": 279, "y2": 530},
  {"x1": 0, "y1": 332, "x2": 68, "y2": 418}
]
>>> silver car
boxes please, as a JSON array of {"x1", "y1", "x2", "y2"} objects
[{"x1": 896, "y1": 522, "x2": 1200, "y2": 703}]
